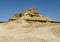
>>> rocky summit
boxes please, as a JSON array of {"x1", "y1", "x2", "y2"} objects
[{"x1": 0, "y1": 8, "x2": 60, "y2": 42}]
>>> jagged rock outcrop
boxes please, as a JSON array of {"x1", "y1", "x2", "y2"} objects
[{"x1": 9, "y1": 8, "x2": 54, "y2": 23}]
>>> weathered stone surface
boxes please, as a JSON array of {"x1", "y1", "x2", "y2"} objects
[
  {"x1": 9, "y1": 8, "x2": 54, "y2": 23},
  {"x1": 0, "y1": 8, "x2": 60, "y2": 42}
]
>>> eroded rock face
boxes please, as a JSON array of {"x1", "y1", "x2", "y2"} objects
[
  {"x1": 0, "y1": 8, "x2": 60, "y2": 42},
  {"x1": 9, "y1": 8, "x2": 53, "y2": 23}
]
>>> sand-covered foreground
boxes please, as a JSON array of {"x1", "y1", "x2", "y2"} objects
[{"x1": 0, "y1": 21, "x2": 60, "y2": 42}]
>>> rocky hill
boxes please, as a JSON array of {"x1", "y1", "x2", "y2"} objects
[{"x1": 0, "y1": 8, "x2": 60, "y2": 42}]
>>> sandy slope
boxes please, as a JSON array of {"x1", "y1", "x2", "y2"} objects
[{"x1": 0, "y1": 21, "x2": 60, "y2": 42}]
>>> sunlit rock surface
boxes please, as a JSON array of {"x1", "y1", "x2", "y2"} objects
[{"x1": 0, "y1": 8, "x2": 60, "y2": 42}]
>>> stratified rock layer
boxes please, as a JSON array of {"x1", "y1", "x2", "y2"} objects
[{"x1": 9, "y1": 8, "x2": 54, "y2": 23}]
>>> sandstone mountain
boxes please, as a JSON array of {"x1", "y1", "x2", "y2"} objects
[
  {"x1": 9, "y1": 8, "x2": 53, "y2": 22},
  {"x1": 0, "y1": 8, "x2": 60, "y2": 42}
]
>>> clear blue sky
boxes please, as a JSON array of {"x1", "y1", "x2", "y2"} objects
[{"x1": 0, "y1": 0, "x2": 60, "y2": 21}]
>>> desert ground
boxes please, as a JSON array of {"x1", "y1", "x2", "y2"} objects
[{"x1": 0, "y1": 21, "x2": 60, "y2": 42}]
